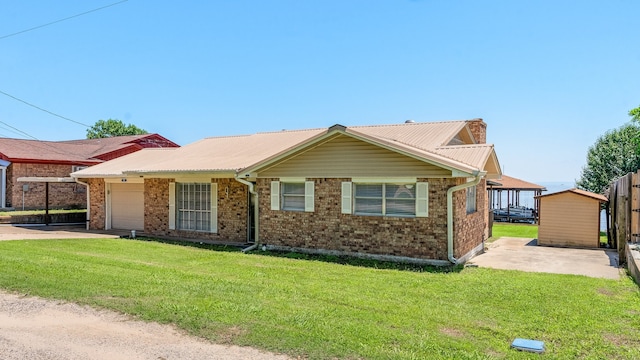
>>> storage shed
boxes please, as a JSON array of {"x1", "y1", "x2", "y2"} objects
[{"x1": 536, "y1": 189, "x2": 607, "y2": 248}]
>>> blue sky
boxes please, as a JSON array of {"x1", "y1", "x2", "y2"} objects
[{"x1": 1, "y1": 0, "x2": 638, "y2": 183}]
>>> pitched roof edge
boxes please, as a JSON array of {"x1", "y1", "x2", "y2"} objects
[
  {"x1": 345, "y1": 127, "x2": 480, "y2": 175},
  {"x1": 535, "y1": 188, "x2": 608, "y2": 202}
]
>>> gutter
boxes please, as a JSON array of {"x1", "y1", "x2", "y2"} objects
[
  {"x1": 446, "y1": 171, "x2": 485, "y2": 264},
  {"x1": 75, "y1": 179, "x2": 90, "y2": 230},
  {"x1": 235, "y1": 177, "x2": 259, "y2": 253}
]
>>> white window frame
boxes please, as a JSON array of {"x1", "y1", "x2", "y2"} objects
[
  {"x1": 169, "y1": 181, "x2": 217, "y2": 233},
  {"x1": 342, "y1": 181, "x2": 428, "y2": 217},
  {"x1": 271, "y1": 180, "x2": 314, "y2": 212},
  {"x1": 281, "y1": 182, "x2": 306, "y2": 211},
  {"x1": 466, "y1": 185, "x2": 477, "y2": 214}
]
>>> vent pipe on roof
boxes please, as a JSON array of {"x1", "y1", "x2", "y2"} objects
[{"x1": 405, "y1": 120, "x2": 415, "y2": 124}]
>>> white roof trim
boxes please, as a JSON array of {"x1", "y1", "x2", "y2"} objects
[{"x1": 17, "y1": 177, "x2": 75, "y2": 183}]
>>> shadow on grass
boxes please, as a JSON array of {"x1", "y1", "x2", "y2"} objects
[
  {"x1": 127, "y1": 236, "x2": 462, "y2": 273},
  {"x1": 247, "y1": 249, "x2": 463, "y2": 273}
]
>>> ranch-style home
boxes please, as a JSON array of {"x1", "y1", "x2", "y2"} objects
[
  {"x1": 0, "y1": 134, "x2": 179, "y2": 210},
  {"x1": 72, "y1": 119, "x2": 501, "y2": 265}
]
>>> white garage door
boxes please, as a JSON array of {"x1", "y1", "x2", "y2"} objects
[{"x1": 111, "y1": 183, "x2": 144, "y2": 231}]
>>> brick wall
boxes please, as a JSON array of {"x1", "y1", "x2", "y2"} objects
[
  {"x1": 259, "y1": 178, "x2": 465, "y2": 261},
  {"x1": 452, "y1": 178, "x2": 487, "y2": 258},
  {"x1": 7, "y1": 163, "x2": 86, "y2": 210},
  {"x1": 143, "y1": 178, "x2": 249, "y2": 242},
  {"x1": 466, "y1": 119, "x2": 487, "y2": 144},
  {"x1": 258, "y1": 177, "x2": 487, "y2": 262},
  {"x1": 87, "y1": 178, "x2": 105, "y2": 230}
]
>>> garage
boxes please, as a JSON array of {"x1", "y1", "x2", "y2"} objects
[{"x1": 109, "y1": 183, "x2": 144, "y2": 231}]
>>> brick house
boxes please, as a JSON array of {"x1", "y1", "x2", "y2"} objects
[
  {"x1": 73, "y1": 119, "x2": 501, "y2": 265},
  {"x1": 0, "y1": 134, "x2": 179, "y2": 210}
]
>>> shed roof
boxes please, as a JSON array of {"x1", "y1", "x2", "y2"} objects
[
  {"x1": 536, "y1": 188, "x2": 608, "y2": 202},
  {"x1": 489, "y1": 175, "x2": 547, "y2": 190},
  {"x1": 73, "y1": 120, "x2": 501, "y2": 179}
]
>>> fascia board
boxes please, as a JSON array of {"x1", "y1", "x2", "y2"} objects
[
  {"x1": 239, "y1": 129, "x2": 334, "y2": 174},
  {"x1": 123, "y1": 170, "x2": 236, "y2": 179},
  {"x1": 344, "y1": 128, "x2": 479, "y2": 175}
]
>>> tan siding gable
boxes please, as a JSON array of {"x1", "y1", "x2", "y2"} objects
[{"x1": 258, "y1": 134, "x2": 451, "y2": 178}]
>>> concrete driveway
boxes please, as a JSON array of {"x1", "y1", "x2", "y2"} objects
[
  {"x1": 469, "y1": 237, "x2": 621, "y2": 279},
  {"x1": 0, "y1": 224, "x2": 122, "y2": 241}
]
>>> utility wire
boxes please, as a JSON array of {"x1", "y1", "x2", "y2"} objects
[
  {"x1": 0, "y1": 0, "x2": 129, "y2": 41},
  {"x1": 0, "y1": 90, "x2": 89, "y2": 127},
  {"x1": 0, "y1": 120, "x2": 38, "y2": 140},
  {"x1": 0, "y1": 123, "x2": 37, "y2": 139}
]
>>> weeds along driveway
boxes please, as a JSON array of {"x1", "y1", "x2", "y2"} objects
[{"x1": 469, "y1": 237, "x2": 621, "y2": 279}]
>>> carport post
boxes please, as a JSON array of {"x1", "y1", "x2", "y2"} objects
[{"x1": 45, "y1": 182, "x2": 50, "y2": 225}]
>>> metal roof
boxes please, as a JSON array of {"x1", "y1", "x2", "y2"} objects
[
  {"x1": 73, "y1": 120, "x2": 501, "y2": 178},
  {"x1": 488, "y1": 175, "x2": 546, "y2": 190},
  {"x1": 536, "y1": 188, "x2": 608, "y2": 202},
  {"x1": 71, "y1": 148, "x2": 178, "y2": 177}
]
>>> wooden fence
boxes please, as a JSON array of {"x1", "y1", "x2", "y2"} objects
[{"x1": 608, "y1": 170, "x2": 640, "y2": 262}]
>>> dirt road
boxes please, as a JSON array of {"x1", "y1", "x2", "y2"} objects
[{"x1": 0, "y1": 291, "x2": 291, "y2": 360}]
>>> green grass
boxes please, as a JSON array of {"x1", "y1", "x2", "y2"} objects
[
  {"x1": 490, "y1": 223, "x2": 538, "y2": 241},
  {"x1": 0, "y1": 209, "x2": 86, "y2": 216},
  {"x1": 0, "y1": 238, "x2": 639, "y2": 359}
]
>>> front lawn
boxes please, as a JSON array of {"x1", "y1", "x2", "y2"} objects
[{"x1": 0, "y1": 238, "x2": 638, "y2": 359}]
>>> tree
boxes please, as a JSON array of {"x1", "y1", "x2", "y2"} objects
[
  {"x1": 576, "y1": 122, "x2": 640, "y2": 194},
  {"x1": 630, "y1": 105, "x2": 640, "y2": 123},
  {"x1": 86, "y1": 119, "x2": 148, "y2": 139}
]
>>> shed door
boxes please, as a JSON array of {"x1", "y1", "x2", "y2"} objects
[{"x1": 111, "y1": 183, "x2": 144, "y2": 231}]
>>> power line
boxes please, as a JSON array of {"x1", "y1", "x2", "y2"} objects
[
  {"x1": 0, "y1": 123, "x2": 37, "y2": 139},
  {"x1": 0, "y1": 0, "x2": 129, "y2": 41},
  {"x1": 0, "y1": 89, "x2": 90, "y2": 127},
  {"x1": 0, "y1": 120, "x2": 38, "y2": 140}
]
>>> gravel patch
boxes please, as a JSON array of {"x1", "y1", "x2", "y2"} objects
[{"x1": 0, "y1": 291, "x2": 292, "y2": 360}]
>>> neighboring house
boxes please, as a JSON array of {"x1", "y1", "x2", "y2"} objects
[
  {"x1": 72, "y1": 119, "x2": 501, "y2": 265},
  {"x1": 0, "y1": 134, "x2": 179, "y2": 210}
]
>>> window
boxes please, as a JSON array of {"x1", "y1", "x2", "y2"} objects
[
  {"x1": 343, "y1": 181, "x2": 428, "y2": 217},
  {"x1": 353, "y1": 183, "x2": 416, "y2": 217},
  {"x1": 71, "y1": 165, "x2": 87, "y2": 173},
  {"x1": 177, "y1": 183, "x2": 211, "y2": 231},
  {"x1": 281, "y1": 182, "x2": 305, "y2": 211},
  {"x1": 466, "y1": 185, "x2": 477, "y2": 214},
  {"x1": 271, "y1": 180, "x2": 314, "y2": 212}
]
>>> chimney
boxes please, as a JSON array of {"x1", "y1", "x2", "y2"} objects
[{"x1": 466, "y1": 118, "x2": 486, "y2": 144}]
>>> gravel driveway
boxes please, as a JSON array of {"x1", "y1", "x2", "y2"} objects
[
  {"x1": 0, "y1": 225, "x2": 292, "y2": 360},
  {"x1": 0, "y1": 291, "x2": 291, "y2": 360}
]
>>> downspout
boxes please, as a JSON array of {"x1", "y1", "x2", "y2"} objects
[
  {"x1": 235, "y1": 177, "x2": 259, "y2": 253},
  {"x1": 447, "y1": 171, "x2": 485, "y2": 264},
  {"x1": 75, "y1": 179, "x2": 90, "y2": 230}
]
